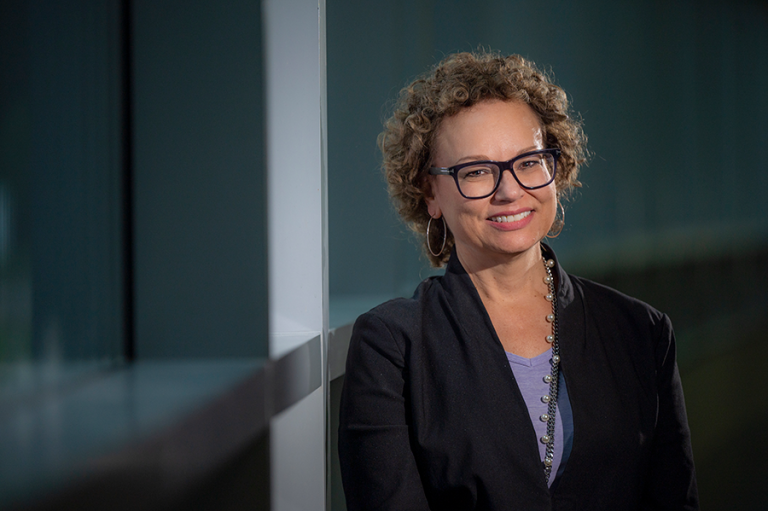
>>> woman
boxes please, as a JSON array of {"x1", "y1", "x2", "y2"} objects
[{"x1": 338, "y1": 51, "x2": 698, "y2": 510}]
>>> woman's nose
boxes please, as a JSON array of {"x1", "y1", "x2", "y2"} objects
[{"x1": 492, "y1": 169, "x2": 525, "y2": 201}]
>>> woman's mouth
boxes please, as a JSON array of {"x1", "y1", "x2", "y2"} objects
[{"x1": 489, "y1": 211, "x2": 531, "y2": 223}]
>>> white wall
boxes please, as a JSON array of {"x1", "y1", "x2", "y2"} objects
[{"x1": 264, "y1": 0, "x2": 328, "y2": 509}]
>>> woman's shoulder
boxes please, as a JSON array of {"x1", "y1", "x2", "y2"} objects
[
  {"x1": 566, "y1": 272, "x2": 671, "y2": 330},
  {"x1": 354, "y1": 276, "x2": 440, "y2": 334},
  {"x1": 345, "y1": 277, "x2": 441, "y2": 371},
  {"x1": 565, "y1": 273, "x2": 676, "y2": 371}
]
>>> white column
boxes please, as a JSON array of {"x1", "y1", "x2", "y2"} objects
[{"x1": 264, "y1": 0, "x2": 327, "y2": 509}]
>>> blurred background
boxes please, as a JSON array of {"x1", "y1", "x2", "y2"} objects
[{"x1": 1, "y1": 0, "x2": 766, "y2": 509}]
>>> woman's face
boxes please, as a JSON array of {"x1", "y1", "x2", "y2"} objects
[{"x1": 426, "y1": 99, "x2": 557, "y2": 267}]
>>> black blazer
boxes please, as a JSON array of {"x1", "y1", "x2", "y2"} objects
[{"x1": 338, "y1": 246, "x2": 698, "y2": 510}]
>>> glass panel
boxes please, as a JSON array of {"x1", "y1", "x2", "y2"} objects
[
  {"x1": 0, "y1": 0, "x2": 124, "y2": 399},
  {"x1": 132, "y1": 0, "x2": 267, "y2": 359}
]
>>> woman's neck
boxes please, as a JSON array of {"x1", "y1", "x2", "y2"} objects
[{"x1": 457, "y1": 243, "x2": 547, "y2": 305}]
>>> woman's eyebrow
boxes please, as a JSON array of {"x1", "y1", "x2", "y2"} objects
[
  {"x1": 453, "y1": 146, "x2": 543, "y2": 165},
  {"x1": 453, "y1": 154, "x2": 490, "y2": 165}
]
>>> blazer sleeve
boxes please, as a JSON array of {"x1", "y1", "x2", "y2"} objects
[
  {"x1": 641, "y1": 314, "x2": 699, "y2": 510},
  {"x1": 338, "y1": 311, "x2": 431, "y2": 511}
]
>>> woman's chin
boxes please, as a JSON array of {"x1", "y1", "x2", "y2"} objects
[{"x1": 458, "y1": 239, "x2": 543, "y2": 265}]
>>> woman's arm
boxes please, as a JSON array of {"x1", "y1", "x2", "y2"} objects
[
  {"x1": 641, "y1": 315, "x2": 699, "y2": 510},
  {"x1": 338, "y1": 311, "x2": 431, "y2": 511}
]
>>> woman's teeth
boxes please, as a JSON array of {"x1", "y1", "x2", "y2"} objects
[{"x1": 490, "y1": 211, "x2": 531, "y2": 223}]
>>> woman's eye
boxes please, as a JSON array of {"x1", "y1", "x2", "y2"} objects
[
  {"x1": 462, "y1": 166, "x2": 493, "y2": 178},
  {"x1": 517, "y1": 159, "x2": 541, "y2": 171}
]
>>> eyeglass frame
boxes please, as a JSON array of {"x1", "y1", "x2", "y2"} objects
[{"x1": 428, "y1": 148, "x2": 561, "y2": 199}]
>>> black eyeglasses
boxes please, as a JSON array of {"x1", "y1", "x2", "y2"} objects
[{"x1": 428, "y1": 148, "x2": 561, "y2": 199}]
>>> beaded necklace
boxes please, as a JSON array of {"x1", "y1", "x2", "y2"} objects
[{"x1": 541, "y1": 256, "x2": 560, "y2": 483}]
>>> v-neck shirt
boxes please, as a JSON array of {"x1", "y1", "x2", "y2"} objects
[{"x1": 506, "y1": 348, "x2": 573, "y2": 487}]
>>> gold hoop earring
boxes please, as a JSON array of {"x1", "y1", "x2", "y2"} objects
[
  {"x1": 427, "y1": 216, "x2": 447, "y2": 257},
  {"x1": 547, "y1": 202, "x2": 566, "y2": 239}
]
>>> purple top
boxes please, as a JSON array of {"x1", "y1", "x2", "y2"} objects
[{"x1": 506, "y1": 348, "x2": 573, "y2": 487}]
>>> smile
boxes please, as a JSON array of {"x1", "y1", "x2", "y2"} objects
[{"x1": 489, "y1": 211, "x2": 531, "y2": 223}]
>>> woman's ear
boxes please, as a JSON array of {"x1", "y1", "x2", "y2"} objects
[{"x1": 422, "y1": 176, "x2": 442, "y2": 218}]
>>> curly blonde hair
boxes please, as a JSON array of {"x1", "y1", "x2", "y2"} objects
[{"x1": 379, "y1": 50, "x2": 588, "y2": 267}]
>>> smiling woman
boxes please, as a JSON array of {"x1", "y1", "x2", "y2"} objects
[
  {"x1": 426, "y1": 100, "x2": 557, "y2": 273},
  {"x1": 338, "y1": 50, "x2": 699, "y2": 511},
  {"x1": 379, "y1": 52, "x2": 585, "y2": 269}
]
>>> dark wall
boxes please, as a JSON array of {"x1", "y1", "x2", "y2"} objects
[
  {"x1": 132, "y1": 0, "x2": 268, "y2": 358},
  {"x1": 0, "y1": 0, "x2": 124, "y2": 364}
]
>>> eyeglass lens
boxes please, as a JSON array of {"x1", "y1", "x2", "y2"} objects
[{"x1": 456, "y1": 153, "x2": 555, "y2": 198}]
